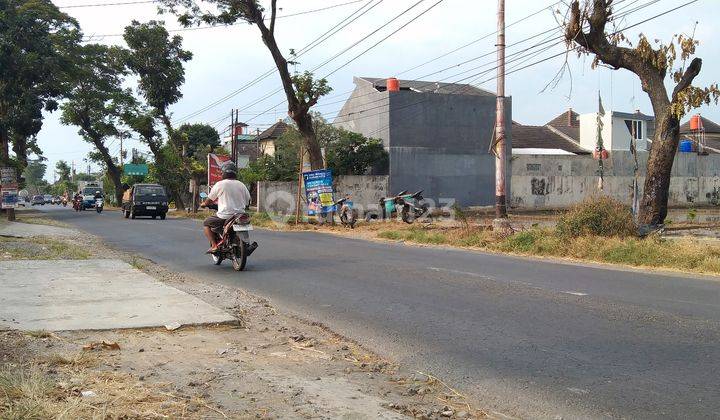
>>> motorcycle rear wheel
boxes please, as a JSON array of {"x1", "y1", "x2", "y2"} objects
[{"x1": 231, "y1": 240, "x2": 247, "y2": 272}]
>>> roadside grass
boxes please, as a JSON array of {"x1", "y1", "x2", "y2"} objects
[
  {"x1": 0, "y1": 236, "x2": 90, "y2": 260},
  {"x1": 377, "y1": 225, "x2": 720, "y2": 275},
  {"x1": 15, "y1": 216, "x2": 71, "y2": 228}
]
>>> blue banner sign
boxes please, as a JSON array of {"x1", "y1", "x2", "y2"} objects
[{"x1": 302, "y1": 169, "x2": 335, "y2": 215}]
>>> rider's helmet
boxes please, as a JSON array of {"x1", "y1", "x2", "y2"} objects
[{"x1": 221, "y1": 161, "x2": 238, "y2": 175}]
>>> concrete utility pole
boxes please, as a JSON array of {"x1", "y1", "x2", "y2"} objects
[{"x1": 493, "y1": 0, "x2": 509, "y2": 225}]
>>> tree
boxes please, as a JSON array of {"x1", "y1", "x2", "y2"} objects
[
  {"x1": 60, "y1": 43, "x2": 132, "y2": 205},
  {"x1": 563, "y1": 0, "x2": 719, "y2": 227},
  {"x1": 22, "y1": 160, "x2": 48, "y2": 195},
  {"x1": 0, "y1": 0, "x2": 81, "y2": 169},
  {"x1": 176, "y1": 123, "x2": 221, "y2": 156},
  {"x1": 55, "y1": 160, "x2": 72, "y2": 182},
  {"x1": 123, "y1": 20, "x2": 193, "y2": 209},
  {"x1": 160, "y1": 0, "x2": 332, "y2": 169}
]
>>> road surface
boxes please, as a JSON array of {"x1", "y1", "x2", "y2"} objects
[{"x1": 38, "y1": 206, "x2": 720, "y2": 419}]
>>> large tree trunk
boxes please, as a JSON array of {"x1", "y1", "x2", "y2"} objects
[
  {"x1": 11, "y1": 135, "x2": 28, "y2": 171},
  {"x1": 86, "y1": 132, "x2": 124, "y2": 206},
  {"x1": 296, "y1": 113, "x2": 324, "y2": 169},
  {"x1": 251, "y1": 0, "x2": 325, "y2": 170},
  {"x1": 0, "y1": 128, "x2": 9, "y2": 165},
  {"x1": 639, "y1": 111, "x2": 680, "y2": 226},
  {"x1": 146, "y1": 137, "x2": 187, "y2": 211}
]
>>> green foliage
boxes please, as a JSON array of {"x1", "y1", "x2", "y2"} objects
[
  {"x1": 292, "y1": 71, "x2": 332, "y2": 105},
  {"x1": 687, "y1": 207, "x2": 697, "y2": 223},
  {"x1": 0, "y1": 0, "x2": 82, "y2": 165},
  {"x1": 324, "y1": 129, "x2": 387, "y2": 175},
  {"x1": 123, "y1": 20, "x2": 192, "y2": 117},
  {"x1": 242, "y1": 117, "x2": 388, "y2": 182},
  {"x1": 176, "y1": 123, "x2": 220, "y2": 157},
  {"x1": 556, "y1": 195, "x2": 636, "y2": 238}
]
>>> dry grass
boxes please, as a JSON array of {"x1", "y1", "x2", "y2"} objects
[
  {"x1": 0, "y1": 363, "x2": 223, "y2": 419},
  {"x1": 0, "y1": 237, "x2": 90, "y2": 260},
  {"x1": 376, "y1": 225, "x2": 720, "y2": 275},
  {"x1": 15, "y1": 216, "x2": 71, "y2": 229}
]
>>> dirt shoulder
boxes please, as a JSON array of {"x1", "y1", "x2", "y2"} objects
[{"x1": 1, "y1": 224, "x2": 484, "y2": 419}]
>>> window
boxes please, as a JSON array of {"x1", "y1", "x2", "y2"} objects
[
  {"x1": 526, "y1": 163, "x2": 541, "y2": 171},
  {"x1": 624, "y1": 120, "x2": 643, "y2": 140}
]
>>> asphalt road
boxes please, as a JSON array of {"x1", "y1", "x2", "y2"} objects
[{"x1": 39, "y1": 206, "x2": 720, "y2": 419}]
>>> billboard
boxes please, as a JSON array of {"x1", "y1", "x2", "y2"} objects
[
  {"x1": 302, "y1": 169, "x2": 335, "y2": 215},
  {"x1": 207, "y1": 153, "x2": 231, "y2": 189}
]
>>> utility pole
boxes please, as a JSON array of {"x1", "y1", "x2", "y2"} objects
[
  {"x1": 493, "y1": 0, "x2": 509, "y2": 228},
  {"x1": 119, "y1": 133, "x2": 124, "y2": 169},
  {"x1": 230, "y1": 109, "x2": 237, "y2": 162},
  {"x1": 71, "y1": 161, "x2": 75, "y2": 182}
]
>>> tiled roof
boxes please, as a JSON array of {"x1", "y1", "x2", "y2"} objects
[
  {"x1": 680, "y1": 116, "x2": 720, "y2": 134},
  {"x1": 512, "y1": 125, "x2": 589, "y2": 155},
  {"x1": 546, "y1": 109, "x2": 580, "y2": 128},
  {"x1": 258, "y1": 121, "x2": 289, "y2": 140},
  {"x1": 358, "y1": 77, "x2": 495, "y2": 97}
]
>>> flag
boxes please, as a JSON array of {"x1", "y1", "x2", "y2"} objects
[{"x1": 598, "y1": 90, "x2": 605, "y2": 117}]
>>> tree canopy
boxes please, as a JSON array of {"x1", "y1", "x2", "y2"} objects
[{"x1": 0, "y1": 0, "x2": 82, "y2": 169}]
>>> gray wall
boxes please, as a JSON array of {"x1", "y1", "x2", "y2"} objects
[
  {"x1": 334, "y1": 80, "x2": 511, "y2": 207},
  {"x1": 511, "y1": 151, "x2": 720, "y2": 209},
  {"x1": 258, "y1": 175, "x2": 389, "y2": 216},
  {"x1": 388, "y1": 92, "x2": 511, "y2": 207}
]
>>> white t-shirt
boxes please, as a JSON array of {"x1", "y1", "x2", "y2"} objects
[{"x1": 208, "y1": 179, "x2": 251, "y2": 219}]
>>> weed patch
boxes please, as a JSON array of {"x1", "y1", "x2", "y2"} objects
[{"x1": 0, "y1": 237, "x2": 90, "y2": 260}]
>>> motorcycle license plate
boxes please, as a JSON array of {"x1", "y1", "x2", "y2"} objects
[
  {"x1": 233, "y1": 224, "x2": 253, "y2": 231},
  {"x1": 146, "y1": 206, "x2": 156, "y2": 210}
]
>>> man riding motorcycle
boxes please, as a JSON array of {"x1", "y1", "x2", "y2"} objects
[
  {"x1": 73, "y1": 191, "x2": 83, "y2": 210},
  {"x1": 200, "y1": 161, "x2": 252, "y2": 254}
]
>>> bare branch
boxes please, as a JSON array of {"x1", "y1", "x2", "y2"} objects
[
  {"x1": 269, "y1": 0, "x2": 277, "y2": 35},
  {"x1": 672, "y1": 57, "x2": 702, "y2": 102}
]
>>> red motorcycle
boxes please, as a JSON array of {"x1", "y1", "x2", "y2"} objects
[{"x1": 73, "y1": 197, "x2": 82, "y2": 212}]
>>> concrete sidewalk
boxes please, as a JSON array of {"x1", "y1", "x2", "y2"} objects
[
  {"x1": 0, "y1": 221, "x2": 78, "y2": 238},
  {"x1": 0, "y1": 259, "x2": 235, "y2": 331}
]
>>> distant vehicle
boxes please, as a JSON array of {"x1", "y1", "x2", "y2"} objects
[
  {"x1": 51, "y1": 196, "x2": 61, "y2": 205},
  {"x1": 122, "y1": 183, "x2": 169, "y2": 220},
  {"x1": 80, "y1": 187, "x2": 103, "y2": 210},
  {"x1": 31, "y1": 195, "x2": 45, "y2": 206},
  {"x1": 43, "y1": 194, "x2": 53, "y2": 204}
]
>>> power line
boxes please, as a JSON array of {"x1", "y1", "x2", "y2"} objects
[
  {"x1": 172, "y1": 0, "x2": 382, "y2": 124},
  {"x1": 244, "y1": 0, "x2": 445, "y2": 123},
  {"x1": 59, "y1": 0, "x2": 154, "y2": 8},
  {"x1": 331, "y1": 0, "x2": 693, "y2": 134}
]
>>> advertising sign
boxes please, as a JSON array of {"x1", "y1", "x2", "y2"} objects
[
  {"x1": 207, "y1": 153, "x2": 231, "y2": 189},
  {"x1": 1, "y1": 167, "x2": 16, "y2": 187},
  {"x1": 1, "y1": 188, "x2": 19, "y2": 209},
  {"x1": 302, "y1": 169, "x2": 335, "y2": 215}
]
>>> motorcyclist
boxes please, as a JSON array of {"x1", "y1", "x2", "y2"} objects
[
  {"x1": 200, "y1": 161, "x2": 251, "y2": 254},
  {"x1": 73, "y1": 191, "x2": 83, "y2": 210}
]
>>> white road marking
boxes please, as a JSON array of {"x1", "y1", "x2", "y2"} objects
[
  {"x1": 562, "y1": 291, "x2": 588, "y2": 296},
  {"x1": 427, "y1": 267, "x2": 495, "y2": 281}
]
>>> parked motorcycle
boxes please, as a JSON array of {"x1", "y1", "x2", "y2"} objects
[
  {"x1": 334, "y1": 196, "x2": 358, "y2": 228},
  {"x1": 95, "y1": 197, "x2": 104, "y2": 213},
  {"x1": 200, "y1": 196, "x2": 258, "y2": 271},
  {"x1": 380, "y1": 190, "x2": 430, "y2": 224}
]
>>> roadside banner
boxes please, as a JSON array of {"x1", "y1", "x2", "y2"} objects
[
  {"x1": 1, "y1": 188, "x2": 18, "y2": 209},
  {"x1": 302, "y1": 169, "x2": 335, "y2": 215},
  {"x1": 207, "y1": 153, "x2": 231, "y2": 189}
]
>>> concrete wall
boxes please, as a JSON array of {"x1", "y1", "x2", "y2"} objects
[
  {"x1": 511, "y1": 151, "x2": 720, "y2": 209},
  {"x1": 257, "y1": 175, "x2": 389, "y2": 215},
  {"x1": 387, "y1": 92, "x2": 511, "y2": 207},
  {"x1": 580, "y1": 113, "x2": 649, "y2": 151},
  {"x1": 335, "y1": 78, "x2": 511, "y2": 208}
]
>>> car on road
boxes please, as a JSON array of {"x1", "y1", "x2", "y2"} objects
[
  {"x1": 43, "y1": 194, "x2": 53, "y2": 204},
  {"x1": 31, "y1": 195, "x2": 45, "y2": 206},
  {"x1": 122, "y1": 183, "x2": 169, "y2": 220}
]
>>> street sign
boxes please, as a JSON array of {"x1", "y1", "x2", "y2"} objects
[
  {"x1": 1, "y1": 188, "x2": 19, "y2": 209},
  {"x1": 1, "y1": 167, "x2": 16, "y2": 186},
  {"x1": 123, "y1": 164, "x2": 148, "y2": 176}
]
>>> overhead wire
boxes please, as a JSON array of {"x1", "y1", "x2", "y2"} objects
[{"x1": 172, "y1": 0, "x2": 383, "y2": 124}]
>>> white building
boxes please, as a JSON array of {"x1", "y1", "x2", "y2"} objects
[{"x1": 579, "y1": 110, "x2": 654, "y2": 152}]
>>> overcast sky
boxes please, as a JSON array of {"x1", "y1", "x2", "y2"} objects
[{"x1": 39, "y1": 0, "x2": 720, "y2": 181}]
